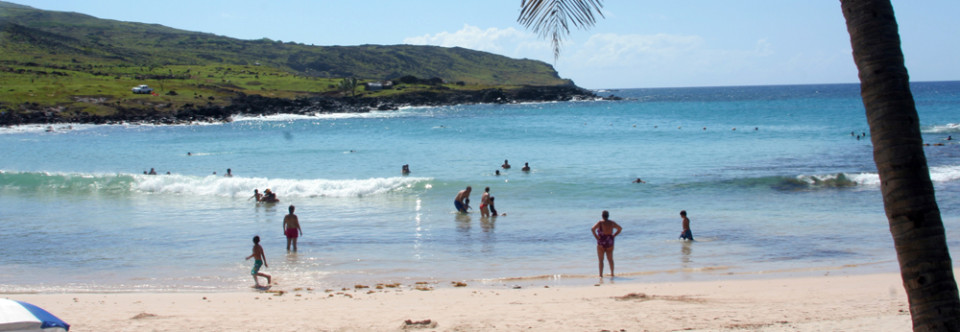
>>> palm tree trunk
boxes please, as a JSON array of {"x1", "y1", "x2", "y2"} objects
[{"x1": 841, "y1": 0, "x2": 960, "y2": 330}]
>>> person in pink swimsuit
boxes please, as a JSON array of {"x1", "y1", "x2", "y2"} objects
[{"x1": 591, "y1": 210, "x2": 622, "y2": 278}]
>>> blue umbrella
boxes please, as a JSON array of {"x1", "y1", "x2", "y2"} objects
[{"x1": 0, "y1": 298, "x2": 70, "y2": 331}]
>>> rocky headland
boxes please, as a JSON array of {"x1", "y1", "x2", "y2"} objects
[{"x1": 0, "y1": 85, "x2": 616, "y2": 126}]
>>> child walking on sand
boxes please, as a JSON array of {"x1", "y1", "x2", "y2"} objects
[{"x1": 245, "y1": 235, "x2": 271, "y2": 287}]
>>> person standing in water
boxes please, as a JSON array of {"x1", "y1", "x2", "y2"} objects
[
  {"x1": 454, "y1": 186, "x2": 472, "y2": 213},
  {"x1": 679, "y1": 210, "x2": 694, "y2": 241},
  {"x1": 591, "y1": 210, "x2": 622, "y2": 277},
  {"x1": 479, "y1": 187, "x2": 492, "y2": 217},
  {"x1": 245, "y1": 235, "x2": 271, "y2": 287},
  {"x1": 283, "y1": 205, "x2": 302, "y2": 252}
]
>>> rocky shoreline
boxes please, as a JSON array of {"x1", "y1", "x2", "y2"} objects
[{"x1": 0, "y1": 85, "x2": 616, "y2": 126}]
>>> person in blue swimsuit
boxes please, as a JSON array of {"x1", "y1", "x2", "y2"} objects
[
  {"x1": 591, "y1": 210, "x2": 622, "y2": 277},
  {"x1": 454, "y1": 186, "x2": 472, "y2": 213}
]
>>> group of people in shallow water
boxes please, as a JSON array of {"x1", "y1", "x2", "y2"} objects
[
  {"x1": 453, "y1": 186, "x2": 500, "y2": 217},
  {"x1": 245, "y1": 204, "x2": 302, "y2": 287},
  {"x1": 449, "y1": 160, "x2": 696, "y2": 278},
  {"x1": 143, "y1": 167, "x2": 233, "y2": 176},
  {"x1": 591, "y1": 209, "x2": 694, "y2": 277},
  {"x1": 500, "y1": 159, "x2": 531, "y2": 172},
  {"x1": 243, "y1": 158, "x2": 696, "y2": 287},
  {"x1": 250, "y1": 188, "x2": 278, "y2": 203},
  {"x1": 403, "y1": 160, "x2": 530, "y2": 178}
]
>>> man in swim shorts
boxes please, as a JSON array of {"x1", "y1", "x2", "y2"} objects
[
  {"x1": 591, "y1": 210, "x2": 622, "y2": 277},
  {"x1": 283, "y1": 205, "x2": 302, "y2": 252},
  {"x1": 245, "y1": 235, "x2": 271, "y2": 287},
  {"x1": 454, "y1": 186, "x2": 472, "y2": 213},
  {"x1": 679, "y1": 210, "x2": 694, "y2": 241}
]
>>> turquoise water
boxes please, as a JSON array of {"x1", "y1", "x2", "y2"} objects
[{"x1": 3, "y1": 82, "x2": 960, "y2": 292}]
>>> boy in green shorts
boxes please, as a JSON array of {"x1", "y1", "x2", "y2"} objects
[{"x1": 245, "y1": 235, "x2": 271, "y2": 287}]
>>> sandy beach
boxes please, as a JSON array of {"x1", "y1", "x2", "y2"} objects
[{"x1": 7, "y1": 271, "x2": 914, "y2": 331}]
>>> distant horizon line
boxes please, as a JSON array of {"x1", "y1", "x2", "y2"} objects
[{"x1": 586, "y1": 79, "x2": 960, "y2": 91}]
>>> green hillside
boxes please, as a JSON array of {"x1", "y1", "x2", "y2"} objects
[{"x1": 0, "y1": 1, "x2": 576, "y2": 120}]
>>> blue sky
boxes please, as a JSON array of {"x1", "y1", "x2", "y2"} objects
[{"x1": 9, "y1": 0, "x2": 959, "y2": 89}]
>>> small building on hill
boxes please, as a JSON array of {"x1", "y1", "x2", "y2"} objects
[{"x1": 364, "y1": 81, "x2": 394, "y2": 91}]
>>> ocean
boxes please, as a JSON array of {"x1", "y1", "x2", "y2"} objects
[{"x1": 2, "y1": 81, "x2": 960, "y2": 292}]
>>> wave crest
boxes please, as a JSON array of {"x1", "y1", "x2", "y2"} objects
[
  {"x1": 924, "y1": 123, "x2": 960, "y2": 134},
  {"x1": 0, "y1": 171, "x2": 431, "y2": 198}
]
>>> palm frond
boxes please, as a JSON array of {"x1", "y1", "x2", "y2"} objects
[{"x1": 518, "y1": 0, "x2": 604, "y2": 61}]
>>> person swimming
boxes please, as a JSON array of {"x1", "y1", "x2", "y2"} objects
[{"x1": 261, "y1": 189, "x2": 278, "y2": 203}]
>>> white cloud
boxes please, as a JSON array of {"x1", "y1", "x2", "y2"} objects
[
  {"x1": 401, "y1": 28, "x2": 854, "y2": 89},
  {"x1": 573, "y1": 33, "x2": 705, "y2": 66},
  {"x1": 404, "y1": 24, "x2": 539, "y2": 55},
  {"x1": 556, "y1": 32, "x2": 792, "y2": 88}
]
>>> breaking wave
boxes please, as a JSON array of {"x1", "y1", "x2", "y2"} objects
[
  {"x1": 924, "y1": 123, "x2": 960, "y2": 134},
  {"x1": 0, "y1": 171, "x2": 431, "y2": 198},
  {"x1": 678, "y1": 165, "x2": 960, "y2": 192}
]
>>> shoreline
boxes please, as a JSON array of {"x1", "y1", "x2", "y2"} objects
[
  {"x1": 0, "y1": 257, "x2": 902, "y2": 295},
  {"x1": 6, "y1": 270, "x2": 915, "y2": 331},
  {"x1": 0, "y1": 85, "x2": 612, "y2": 127}
]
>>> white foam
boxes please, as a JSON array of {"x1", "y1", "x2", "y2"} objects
[
  {"x1": 0, "y1": 120, "x2": 228, "y2": 135},
  {"x1": 924, "y1": 123, "x2": 960, "y2": 134},
  {"x1": 838, "y1": 172, "x2": 878, "y2": 186},
  {"x1": 0, "y1": 123, "x2": 94, "y2": 135},
  {"x1": 133, "y1": 174, "x2": 431, "y2": 198},
  {"x1": 846, "y1": 165, "x2": 960, "y2": 185},
  {"x1": 229, "y1": 109, "x2": 413, "y2": 122},
  {"x1": 797, "y1": 172, "x2": 878, "y2": 186},
  {"x1": 796, "y1": 164, "x2": 960, "y2": 188},
  {"x1": 929, "y1": 164, "x2": 960, "y2": 183}
]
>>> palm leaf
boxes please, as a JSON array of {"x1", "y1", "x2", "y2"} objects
[{"x1": 518, "y1": 0, "x2": 604, "y2": 61}]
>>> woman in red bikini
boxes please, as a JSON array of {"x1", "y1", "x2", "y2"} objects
[{"x1": 591, "y1": 210, "x2": 622, "y2": 278}]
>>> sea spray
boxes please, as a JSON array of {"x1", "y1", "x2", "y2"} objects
[
  {"x1": 0, "y1": 171, "x2": 431, "y2": 198},
  {"x1": 131, "y1": 174, "x2": 431, "y2": 198}
]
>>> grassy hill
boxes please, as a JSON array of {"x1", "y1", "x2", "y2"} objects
[{"x1": 0, "y1": 1, "x2": 576, "y2": 120}]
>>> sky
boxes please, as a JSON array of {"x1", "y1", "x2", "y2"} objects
[{"x1": 7, "y1": 0, "x2": 959, "y2": 89}]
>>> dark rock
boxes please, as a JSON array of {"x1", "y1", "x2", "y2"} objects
[{"x1": 0, "y1": 86, "x2": 613, "y2": 126}]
